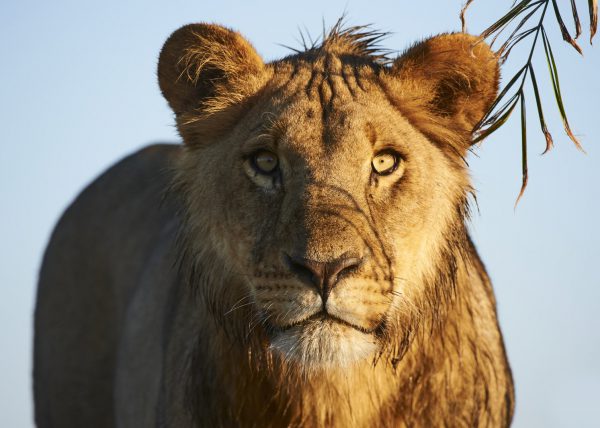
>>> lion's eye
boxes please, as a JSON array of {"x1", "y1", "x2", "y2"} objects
[
  {"x1": 372, "y1": 151, "x2": 400, "y2": 175},
  {"x1": 252, "y1": 150, "x2": 279, "y2": 174}
]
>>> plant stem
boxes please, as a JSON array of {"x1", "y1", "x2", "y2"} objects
[{"x1": 519, "y1": 1, "x2": 551, "y2": 90}]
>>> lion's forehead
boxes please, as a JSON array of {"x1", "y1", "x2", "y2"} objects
[
  {"x1": 241, "y1": 58, "x2": 429, "y2": 163},
  {"x1": 265, "y1": 58, "x2": 389, "y2": 118},
  {"x1": 243, "y1": 62, "x2": 406, "y2": 167},
  {"x1": 271, "y1": 56, "x2": 384, "y2": 92}
]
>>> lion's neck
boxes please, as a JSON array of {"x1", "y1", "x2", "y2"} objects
[
  {"x1": 226, "y1": 356, "x2": 400, "y2": 427},
  {"x1": 176, "y1": 244, "x2": 512, "y2": 427},
  {"x1": 195, "y1": 261, "x2": 509, "y2": 427}
]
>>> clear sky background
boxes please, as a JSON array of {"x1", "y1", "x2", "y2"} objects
[{"x1": 1, "y1": 1, "x2": 598, "y2": 426}]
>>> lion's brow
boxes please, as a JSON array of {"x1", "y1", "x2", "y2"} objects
[{"x1": 247, "y1": 119, "x2": 286, "y2": 143}]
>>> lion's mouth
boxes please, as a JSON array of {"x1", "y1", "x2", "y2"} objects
[
  {"x1": 273, "y1": 311, "x2": 376, "y2": 335},
  {"x1": 267, "y1": 311, "x2": 382, "y2": 367}
]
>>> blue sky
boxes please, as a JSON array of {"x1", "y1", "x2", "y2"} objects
[{"x1": 1, "y1": 1, "x2": 599, "y2": 426}]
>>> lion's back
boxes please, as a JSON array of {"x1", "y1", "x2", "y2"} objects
[{"x1": 34, "y1": 143, "x2": 181, "y2": 428}]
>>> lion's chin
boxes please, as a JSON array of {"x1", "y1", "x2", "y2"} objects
[{"x1": 269, "y1": 319, "x2": 378, "y2": 370}]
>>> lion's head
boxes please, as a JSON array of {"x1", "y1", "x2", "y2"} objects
[{"x1": 158, "y1": 23, "x2": 499, "y2": 370}]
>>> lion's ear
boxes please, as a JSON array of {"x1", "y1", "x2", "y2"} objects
[
  {"x1": 158, "y1": 23, "x2": 265, "y2": 115},
  {"x1": 390, "y1": 33, "x2": 499, "y2": 140}
]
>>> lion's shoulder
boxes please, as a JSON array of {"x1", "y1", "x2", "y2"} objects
[
  {"x1": 39, "y1": 141, "x2": 183, "y2": 311},
  {"x1": 55, "y1": 143, "x2": 180, "y2": 233},
  {"x1": 35, "y1": 143, "x2": 183, "y2": 426},
  {"x1": 41, "y1": 143, "x2": 182, "y2": 286},
  {"x1": 38, "y1": 142, "x2": 182, "y2": 331}
]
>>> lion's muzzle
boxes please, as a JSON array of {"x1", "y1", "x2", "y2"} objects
[{"x1": 250, "y1": 248, "x2": 393, "y2": 367}]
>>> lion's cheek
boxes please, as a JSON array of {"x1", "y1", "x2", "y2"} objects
[
  {"x1": 203, "y1": 218, "x2": 254, "y2": 272},
  {"x1": 387, "y1": 213, "x2": 453, "y2": 289}
]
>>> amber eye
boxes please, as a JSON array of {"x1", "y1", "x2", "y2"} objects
[
  {"x1": 372, "y1": 151, "x2": 400, "y2": 175},
  {"x1": 252, "y1": 150, "x2": 279, "y2": 174}
]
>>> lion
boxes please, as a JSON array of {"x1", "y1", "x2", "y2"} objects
[{"x1": 34, "y1": 22, "x2": 514, "y2": 427}]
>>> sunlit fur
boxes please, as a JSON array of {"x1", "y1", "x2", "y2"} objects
[
  {"x1": 165, "y1": 23, "x2": 513, "y2": 426},
  {"x1": 34, "y1": 22, "x2": 514, "y2": 428}
]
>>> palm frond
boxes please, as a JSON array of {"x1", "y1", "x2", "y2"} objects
[
  {"x1": 462, "y1": 0, "x2": 596, "y2": 203},
  {"x1": 590, "y1": 0, "x2": 598, "y2": 43}
]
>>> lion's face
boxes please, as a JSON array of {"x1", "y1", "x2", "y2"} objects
[{"x1": 159, "y1": 24, "x2": 498, "y2": 369}]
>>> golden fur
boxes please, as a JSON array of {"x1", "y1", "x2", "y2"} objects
[{"x1": 34, "y1": 22, "x2": 514, "y2": 427}]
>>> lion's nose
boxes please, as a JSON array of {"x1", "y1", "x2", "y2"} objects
[{"x1": 284, "y1": 253, "x2": 363, "y2": 301}]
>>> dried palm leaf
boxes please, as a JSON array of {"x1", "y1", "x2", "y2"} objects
[{"x1": 462, "y1": 0, "x2": 596, "y2": 203}]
